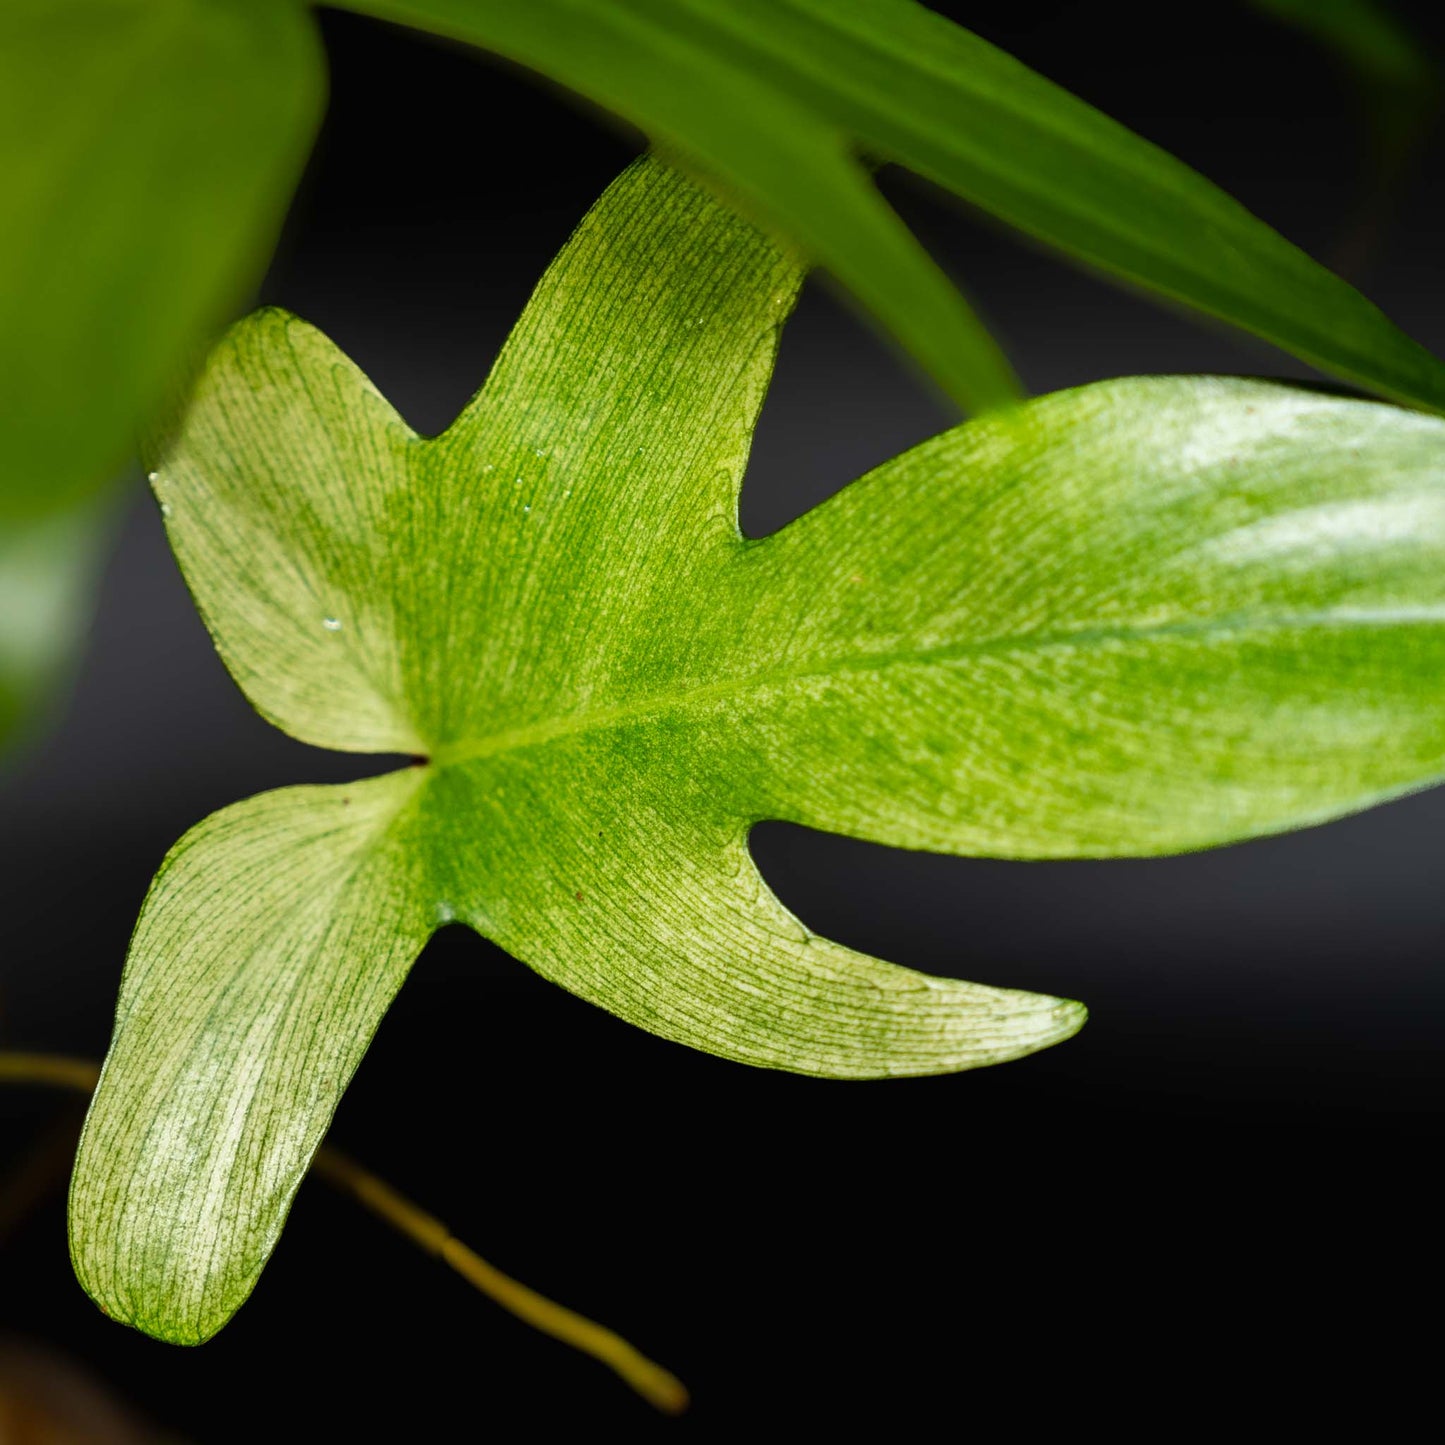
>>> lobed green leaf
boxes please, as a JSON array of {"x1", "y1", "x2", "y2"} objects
[{"x1": 71, "y1": 157, "x2": 1445, "y2": 1343}]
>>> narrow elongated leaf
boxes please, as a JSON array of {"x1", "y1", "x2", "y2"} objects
[
  {"x1": 73, "y1": 158, "x2": 1445, "y2": 1342},
  {"x1": 337, "y1": 0, "x2": 1445, "y2": 412},
  {"x1": 333, "y1": 0, "x2": 1020, "y2": 415},
  {"x1": 0, "y1": 0, "x2": 324, "y2": 519}
]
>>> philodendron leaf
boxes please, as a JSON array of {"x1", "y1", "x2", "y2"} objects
[
  {"x1": 0, "y1": 0, "x2": 324, "y2": 519},
  {"x1": 337, "y1": 0, "x2": 1445, "y2": 413},
  {"x1": 73, "y1": 157, "x2": 1445, "y2": 1343}
]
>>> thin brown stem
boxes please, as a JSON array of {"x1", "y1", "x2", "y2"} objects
[
  {"x1": 310, "y1": 1148, "x2": 689, "y2": 1414},
  {"x1": 0, "y1": 1050, "x2": 688, "y2": 1414},
  {"x1": 0, "y1": 1053, "x2": 100, "y2": 1092}
]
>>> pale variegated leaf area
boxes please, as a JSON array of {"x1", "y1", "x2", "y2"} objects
[{"x1": 71, "y1": 158, "x2": 1445, "y2": 1344}]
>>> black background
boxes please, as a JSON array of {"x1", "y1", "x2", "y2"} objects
[{"x1": 4, "y1": 2, "x2": 1444, "y2": 1434}]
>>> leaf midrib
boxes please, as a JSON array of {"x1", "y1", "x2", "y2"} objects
[{"x1": 429, "y1": 603, "x2": 1445, "y2": 768}]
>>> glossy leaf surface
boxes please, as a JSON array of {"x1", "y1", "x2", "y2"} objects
[{"x1": 72, "y1": 158, "x2": 1445, "y2": 1343}]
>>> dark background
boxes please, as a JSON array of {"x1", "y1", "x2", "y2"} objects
[{"x1": 4, "y1": 1, "x2": 1444, "y2": 1434}]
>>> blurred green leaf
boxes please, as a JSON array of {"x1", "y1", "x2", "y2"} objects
[
  {"x1": 337, "y1": 0, "x2": 1445, "y2": 413},
  {"x1": 73, "y1": 159, "x2": 1445, "y2": 1341},
  {"x1": 1250, "y1": 0, "x2": 1436, "y2": 115},
  {"x1": 0, "y1": 0, "x2": 325, "y2": 521},
  {"x1": 1248, "y1": 0, "x2": 1439, "y2": 209},
  {"x1": 0, "y1": 490, "x2": 113, "y2": 758},
  {"x1": 1248, "y1": 0, "x2": 1438, "y2": 262}
]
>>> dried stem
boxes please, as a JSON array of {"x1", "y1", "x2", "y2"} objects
[
  {"x1": 310, "y1": 1148, "x2": 688, "y2": 1414},
  {"x1": 0, "y1": 1050, "x2": 687, "y2": 1414}
]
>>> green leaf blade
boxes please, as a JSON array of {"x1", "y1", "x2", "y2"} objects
[
  {"x1": 0, "y1": 0, "x2": 324, "y2": 519},
  {"x1": 69, "y1": 772, "x2": 434, "y2": 1344},
  {"x1": 152, "y1": 308, "x2": 425, "y2": 755},
  {"x1": 340, "y1": 0, "x2": 1445, "y2": 412},
  {"x1": 79, "y1": 156, "x2": 1445, "y2": 1343},
  {"x1": 432, "y1": 158, "x2": 806, "y2": 746},
  {"x1": 423, "y1": 756, "x2": 1085, "y2": 1078},
  {"x1": 78, "y1": 158, "x2": 1081, "y2": 1341},
  {"x1": 149, "y1": 159, "x2": 1083, "y2": 1083},
  {"x1": 673, "y1": 0, "x2": 1445, "y2": 412},
  {"x1": 731, "y1": 377, "x2": 1445, "y2": 856},
  {"x1": 334, "y1": 0, "x2": 1021, "y2": 414}
]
